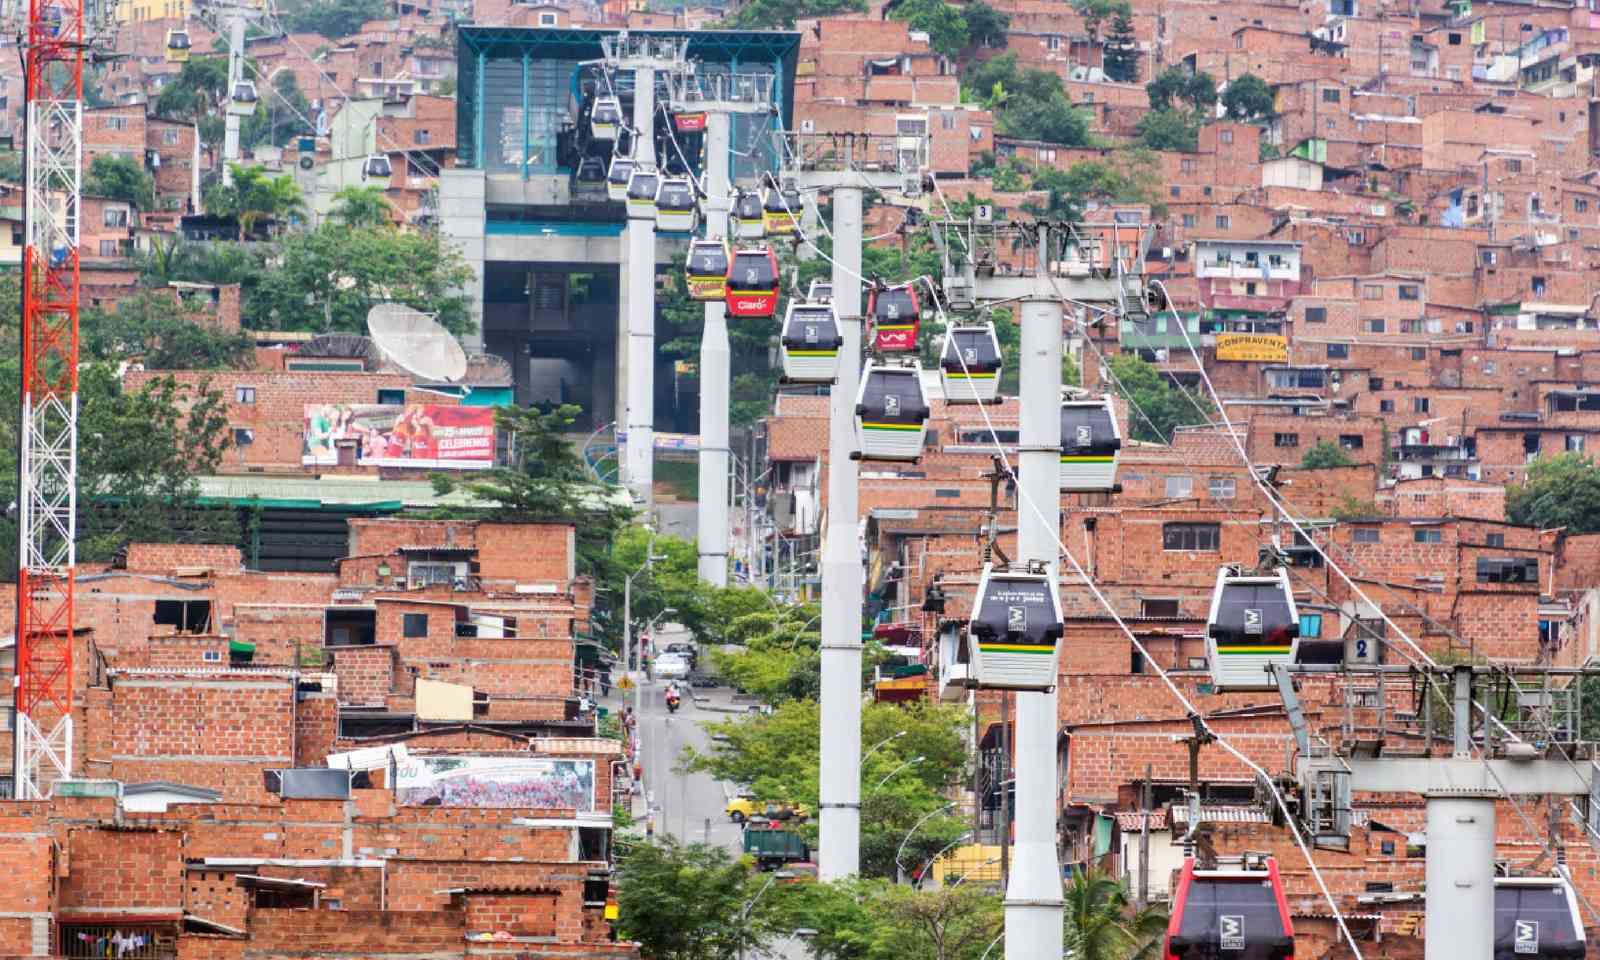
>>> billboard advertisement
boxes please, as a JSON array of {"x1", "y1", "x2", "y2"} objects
[
  {"x1": 303, "y1": 403, "x2": 495, "y2": 469},
  {"x1": 1215, "y1": 333, "x2": 1289, "y2": 362},
  {"x1": 395, "y1": 755, "x2": 595, "y2": 809}
]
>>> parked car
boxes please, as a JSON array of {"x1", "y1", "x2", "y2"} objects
[
  {"x1": 743, "y1": 823, "x2": 811, "y2": 870},
  {"x1": 664, "y1": 641, "x2": 699, "y2": 669},
  {"x1": 653, "y1": 652, "x2": 692, "y2": 680}
]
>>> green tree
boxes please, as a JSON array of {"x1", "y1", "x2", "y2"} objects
[
  {"x1": 0, "y1": 150, "x2": 20, "y2": 184},
  {"x1": 329, "y1": 184, "x2": 394, "y2": 228},
  {"x1": 1070, "y1": 0, "x2": 1130, "y2": 44},
  {"x1": 81, "y1": 291, "x2": 255, "y2": 370},
  {"x1": 1029, "y1": 150, "x2": 1167, "y2": 219},
  {"x1": 782, "y1": 879, "x2": 1003, "y2": 960},
  {"x1": 155, "y1": 57, "x2": 230, "y2": 151},
  {"x1": 1221, "y1": 73, "x2": 1274, "y2": 121},
  {"x1": 1106, "y1": 354, "x2": 1213, "y2": 443},
  {"x1": 1063, "y1": 349, "x2": 1082, "y2": 386},
  {"x1": 963, "y1": 54, "x2": 1091, "y2": 146},
  {"x1": 240, "y1": 70, "x2": 315, "y2": 150},
  {"x1": 1145, "y1": 66, "x2": 1217, "y2": 113},
  {"x1": 891, "y1": 0, "x2": 969, "y2": 58},
  {"x1": 1506, "y1": 452, "x2": 1600, "y2": 533},
  {"x1": 615, "y1": 838, "x2": 787, "y2": 960},
  {"x1": 1102, "y1": 10, "x2": 1140, "y2": 82},
  {"x1": 964, "y1": 1, "x2": 1011, "y2": 47},
  {"x1": 279, "y1": 0, "x2": 388, "y2": 40},
  {"x1": 203, "y1": 163, "x2": 306, "y2": 238},
  {"x1": 1062, "y1": 868, "x2": 1168, "y2": 960},
  {"x1": 1135, "y1": 108, "x2": 1199, "y2": 151},
  {"x1": 1299, "y1": 439, "x2": 1355, "y2": 470},
  {"x1": 253, "y1": 221, "x2": 475, "y2": 334},
  {"x1": 683, "y1": 699, "x2": 971, "y2": 879},
  {"x1": 723, "y1": 0, "x2": 864, "y2": 28},
  {"x1": 85, "y1": 154, "x2": 156, "y2": 210}
]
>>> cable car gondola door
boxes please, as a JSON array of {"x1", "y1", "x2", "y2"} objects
[
  {"x1": 1059, "y1": 397, "x2": 1121, "y2": 492},
  {"x1": 1206, "y1": 569, "x2": 1300, "y2": 690},
  {"x1": 939, "y1": 324, "x2": 1002, "y2": 403},
  {"x1": 781, "y1": 303, "x2": 842, "y2": 383},
  {"x1": 1494, "y1": 878, "x2": 1587, "y2": 960},
  {"x1": 871, "y1": 284, "x2": 920, "y2": 353},
  {"x1": 855, "y1": 363, "x2": 929, "y2": 462},
  {"x1": 1165, "y1": 860, "x2": 1294, "y2": 960},
  {"x1": 967, "y1": 565, "x2": 1064, "y2": 690}
]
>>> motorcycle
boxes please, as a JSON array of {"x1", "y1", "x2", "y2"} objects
[{"x1": 665, "y1": 691, "x2": 681, "y2": 714}]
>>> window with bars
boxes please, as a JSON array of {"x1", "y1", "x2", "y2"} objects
[{"x1": 1162, "y1": 523, "x2": 1220, "y2": 551}]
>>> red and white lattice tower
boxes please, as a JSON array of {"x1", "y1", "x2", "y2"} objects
[{"x1": 12, "y1": 0, "x2": 85, "y2": 799}]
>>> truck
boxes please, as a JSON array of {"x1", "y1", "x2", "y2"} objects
[{"x1": 742, "y1": 823, "x2": 811, "y2": 871}]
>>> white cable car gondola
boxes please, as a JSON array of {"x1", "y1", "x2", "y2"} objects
[
  {"x1": 606, "y1": 157, "x2": 634, "y2": 202},
  {"x1": 1494, "y1": 877, "x2": 1586, "y2": 959},
  {"x1": 939, "y1": 323, "x2": 1002, "y2": 403},
  {"x1": 590, "y1": 95, "x2": 622, "y2": 141},
  {"x1": 808, "y1": 279, "x2": 833, "y2": 303},
  {"x1": 1164, "y1": 858, "x2": 1294, "y2": 960},
  {"x1": 780, "y1": 301, "x2": 843, "y2": 384},
  {"x1": 227, "y1": 80, "x2": 258, "y2": 117},
  {"x1": 625, "y1": 167, "x2": 660, "y2": 220},
  {"x1": 654, "y1": 177, "x2": 698, "y2": 234},
  {"x1": 573, "y1": 156, "x2": 607, "y2": 203},
  {"x1": 686, "y1": 239, "x2": 730, "y2": 301},
  {"x1": 1059, "y1": 395, "x2": 1121, "y2": 492},
  {"x1": 854, "y1": 360, "x2": 929, "y2": 461},
  {"x1": 734, "y1": 190, "x2": 766, "y2": 240},
  {"x1": 361, "y1": 154, "x2": 392, "y2": 183},
  {"x1": 165, "y1": 28, "x2": 190, "y2": 62},
  {"x1": 763, "y1": 181, "x2": 800, "y2": 236},
  {"x1": 967, "y1": 562, "x2": 1064, "y2": 690},
  {"x1": 1205, "y1": 567, "x2": 1300, "y2": 690}
]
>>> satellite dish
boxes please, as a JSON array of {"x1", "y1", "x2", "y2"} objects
[
  {"x1": 366, "y1": 302, "x2": 468, "y2": 382},
  {"x1": 463, "y1": 351, "x2": 514, "y2": 384}
]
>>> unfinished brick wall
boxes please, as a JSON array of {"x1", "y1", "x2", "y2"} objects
[
  {"x1": 58, "y1": 827, "x2": 184, "y2": 916},
  {"x1": 475, "y1": 523, "x2": 575, "y2": 586},
  {"x1": 246, "y1": 908, "x2": 465, "y2": 955},
  {"x1": 233, "y1": 606, "x2": 326, "y2": 667},
  {"x1": 386, "y1": 860, "x2": 580, "y2": 911},
  {"x1": 347, "y1": 518, "x2": 479, "y2": 559},
  {"x1": 295, "y1": 692, "x2": 338, "y2": 769},
  {"x1": 125, "y1": 543, "x2": 244, "y2": 573},
  {"x1": 0, "y1": 826, "x2": 53, "y2": 956},
  {"x1": 329, "y1": 645, "x2": 397, "y2": 706}
]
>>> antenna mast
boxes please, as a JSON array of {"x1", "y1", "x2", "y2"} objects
[{"x1": 12, "y1": 0, "x2": 92, "y2": 799}]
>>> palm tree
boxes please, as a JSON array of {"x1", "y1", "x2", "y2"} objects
[
  {"x1": 204, "y1": 163, "x2": 306, "y2": 238},
  {"x1": 1062, "y1": 868, "x2": 1168, "y2": 960},
  {"x1": 330, "y1": 185, "x2": 394, "y2": 229}
]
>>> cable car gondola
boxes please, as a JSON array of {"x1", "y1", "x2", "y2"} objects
[
  {"x1": 780, "y1": 301, "x2": 843, "y2": 384},
  {"x1": 734, "y1": 191, "x2": 766, "y2": 240},
  {"x1": 655, "y1": 177, "x2": 698, "y2": 234},
  {"x1": 1059, "y1": 395, "x2": 1121, "y2": 492},
  {"x1": 625, "y1": 167, "x2": 660, "y2": 220},
  {"x1": 967, "y1": 563, "x2": 1065, "y2": 690},
  {"x1": 361, "y1": 154, "x2": 392, "y2": 183},
  {"x1": 227, "y1": 80, "x2": 258, "y2": 117},
  {"x1": 869, "y1": 283, "x2": 920, "y2": 353},
  {"x1": 1494, "y1": 877, "x2": 1586, "y2": 959},
  {"x1": 1206, "y1": 567, "x2": 1300, "y2": 690},
  {"x1": 1165, "y1": 858, "x2": 1294, "y2": 960},
  {"x1": 165, "y1": 28, "x2": 190, "y2": 62},
  {"x1": 725, "y1": 246, "x2": 780, "y2": 319},
  {"x1": 573, "y1": 156, "x2": 607, "y2": 203},
  {"x1": 606, "y1": 157, "x2": 634, "y2": 202},
  {"x1": 590, "y1": 95, "x2": 622, "y2": 142},
  {"x1": 762, "y1": 182, "x2": 801, "y2": 236},
  {"x1": 808, "y1": 279, "x2": 833, "y2": 303},
  {"x1": 939, "y1": 323, "x2": 1002, "y2": 403},
  {"x1": 686, "y1": 239, "x2": 730, "y2": 301},
  {"x1": 854, "y1": 360, "x2": 929, "y2": 461}
]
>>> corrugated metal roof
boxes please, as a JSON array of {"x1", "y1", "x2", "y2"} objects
[
  {"x1": 1169, "y1": 804, "x2": 1271, "y2": 824},
  {"x1": 1113, "y1": 811, "x2": 1168, "y2": 831}
]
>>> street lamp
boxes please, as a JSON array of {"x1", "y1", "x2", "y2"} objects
[
  {"x1": 913, "y1": 832, "x2": 973, "y2": 885},
  {"x1": 737, "y1": 870, "x2": 794, "y2": 960},
  {"x1": 893, "y1": 800, "x2": 958, "y2": 877},
  {"x1": 862, "y1": 730, "x2": 907, "y2": 763},
  {"x1": 873, "y1": 755, "x2": 925, "y2": 791},
  {"x1": 622, "y1": 529, "x2": 668, "y2": 792}
]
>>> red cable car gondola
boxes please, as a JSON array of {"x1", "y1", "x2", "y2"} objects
[
  {"x1": 725, "y1": 246, "x2": 780, "y2": 319},
  {"x1": 869, "y1": 282, "x2": 921, "y2": 352},
  {"x1": 1164, "y1": 858, "x2": 1294, "y2": 960}
]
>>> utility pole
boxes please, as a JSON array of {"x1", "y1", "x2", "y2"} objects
[
  {"x1": 221, "y1": 5, "x2": 248, "y2": 186},
  {"x1": 818, "y1": 182, "x2": 864, "y2": 880},
  {"x1": 1138, "y1": 766, "x2": 1151, "y2": 908}
]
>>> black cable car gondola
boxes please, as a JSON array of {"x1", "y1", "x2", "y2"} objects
[
  {"x1": 590, "y1": 95, "x2": 622, "y2": 141},
  {"x1": 725, "y1": 246, "x2": 780, "y2": 319},
  {"x1": 625, "y1": 167, "x2": 660, "y2": 220},
  {"x1": 361, "y1": 154, "x2": 392, "y2": 183},
  {"x1": 686, "y1": 239, "x2": 730, "y2": 301},
  {"x1": 808, "y1": 279, "x2": 833, "y2": 303},
  {"x1": 1495, "y1": 877, "x2": 1586, "y2": 959},
  {"x1": 780, "y1": 301, "x2": 843, "y2": 383},
  {"x1": 967, "y1": 562, "x2": 1064, "y2": 690},
  {"x1": 734, "y1": 190, "x2": 766, "y2": 240},
  {"x1": 854, "y1": 360, "x2": 929, "y2": 461},
  {"x1": 606, "y1": 157, "x2": 634, "y2": 202},
  {"x1": 654, "y1": 176, "x2": 698, "y2": 233},
  {"x1": 869, "y1": 283, "x2": 920, "y2": 353},
  {"x1": 572, "y1": 156, "x2": 607, "y2": 203},
  {"x1": 1165, "y1": 858, "x2": 1294, "y2": 960},
  {"x1": 1059, "y1": 395, "x2": 1121, "y2": 492},
  {"x1": 1206, "y1": 567, "x2": 1300, "y2": 689},
  {"x1": 762, "y1": 181, "x2": 800, "y2": 235},
  {"x1": 939, "y1": 323, "x2": 1002, "y2": 403}
]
